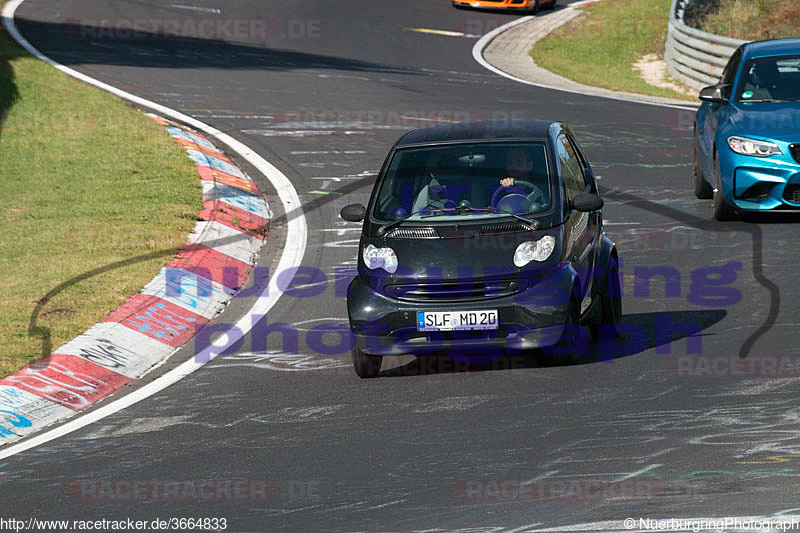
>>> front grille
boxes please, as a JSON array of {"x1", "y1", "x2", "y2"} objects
[
  {"x1": 784, "y1": 184, "x2": 800, "y2": 204},
  {"x1": 791, "y1": 144, "x2": 800, "y2": 165},
  {"x1": 385, "y1": 227, "x2": 438, "y2": 239},
  {"x1": 385, "y1": 279, "x2": 521, "y2": 302}
]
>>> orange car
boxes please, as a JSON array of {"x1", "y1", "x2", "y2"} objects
[{"x1": 451, "y1": 0, "x2": 556, "y2": 13}]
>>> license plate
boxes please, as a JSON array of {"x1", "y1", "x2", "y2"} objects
[{"x1": 416, "y1": 310, "x2": 499, "y2": 332}]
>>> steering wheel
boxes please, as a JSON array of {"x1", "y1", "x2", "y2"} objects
[{"x1": 490, "y1": 180, "x2": 547, "y2": 212}]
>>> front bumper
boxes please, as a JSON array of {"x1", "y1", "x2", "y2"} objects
[
  {"x1": 730, "y1": 165, "x2": 800, "y2": 210},
  {"x1": 719, "y1": 142, "x2": 800, "y2": 211},
  {"x1": 347, "y1": 269, "x2": 573, "y2": 356}
]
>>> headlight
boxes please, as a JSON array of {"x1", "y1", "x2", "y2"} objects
[
  {"x1": 727, "y1": 136, "x2": 782, "y2": 157},
  {"x1": 362, "y1": 244, "x2": 398, "y2": 273},
  {"x1": 514, "y1": 236, "x2": 556, "y2": 267}
]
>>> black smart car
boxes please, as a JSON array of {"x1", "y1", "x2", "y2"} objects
[{"x1": 340, "y1": 120, "x2": 621, "y2": 378}]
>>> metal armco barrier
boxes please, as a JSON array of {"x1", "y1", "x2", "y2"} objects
[{"x1": 665, "y1": 0, "x2": 746, "y2": 90}]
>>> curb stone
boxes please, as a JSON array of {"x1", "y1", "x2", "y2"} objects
[
  {"x1": 480, "y1": 5, "x2": 695, "y2": 108},
  {"x1": 0, "y1": 115, "x2": 270, "y2": 445}
]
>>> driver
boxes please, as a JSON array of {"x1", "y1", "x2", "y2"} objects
[
  {"x1": 492, "y1": 146, "x2": 548, "y2": 213},
  {"x1": 499, "y1": 146, "x2": 534, "y2": 188},
  {"x1": 751, "y1": 61, "x2": 785, "y2": 100}
]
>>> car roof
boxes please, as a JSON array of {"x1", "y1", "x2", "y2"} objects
[
  {"x1": 394, "y1": 119, "x2": 559, "y2": 147},
  {"x1": 743, "y1": 38, "x2": 800, "y2": 60}
]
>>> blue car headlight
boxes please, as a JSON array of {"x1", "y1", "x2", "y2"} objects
[{"x1": 727, "y1": 136, "x2": 782, "y2": 157}]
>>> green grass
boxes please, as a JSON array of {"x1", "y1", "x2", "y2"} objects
[
  {"x1": 0, "y1": 6, "x2": 202, "y2": 376},
  {"x1": 530, "y1": 0, "x2": 695, "y2": 101},
  {"x1": 697, "y1": 0, "x2": 800, "y2": 40}
]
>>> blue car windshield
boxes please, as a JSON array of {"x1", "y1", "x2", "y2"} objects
[
  {"x1": 737, "y1": 56, "x2": 800, "y2": 102},
  {"x1": 372, "y1": 142, "x2": 552, "y2": 221}
]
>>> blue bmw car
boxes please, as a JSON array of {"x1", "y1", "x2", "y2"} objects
[{"x1": 694, "y1": 38, "x2": 800, "y2": 220}]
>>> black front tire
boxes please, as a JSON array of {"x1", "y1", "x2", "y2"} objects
[
  {"x1": 528, "y1": 0, "x2": 540, "y2": 14},
  {"x1": 589, "y1": 255, "x2": 622, "y2": 341},
  {"x1": 712, "y1": 155, "x2": 737, "y2": 221},
  {"x1": 352, "y1": 343, "x2": 382, "y2": 379},
  {"x1": 693, "y1": 139, "x2": 713, "y2": 199}
]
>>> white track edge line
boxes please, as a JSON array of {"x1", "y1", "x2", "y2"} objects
[
  {"x1": 0, "y1": 0, "x2": 307, "y2": 460},
  {"x1": 471, "y1": 3, "x2": 697, "y2": 111}
]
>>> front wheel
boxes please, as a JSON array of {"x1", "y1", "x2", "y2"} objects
[
  {"x1": 590, "y1": 255, "x2": 622, "y2": 341},
  {"x1": 712, "y1": 155, "x2": 737, "y2": 221},
  {"x1": 352, "y1": 343, "x2": 382, "y2": 379},
  {"x1": 527, "y1": 0, "x2": 540, "y2": 14}
]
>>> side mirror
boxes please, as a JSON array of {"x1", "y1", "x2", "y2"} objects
[
  {"x1": 699, "y1": 84, "x2": 729, "y2": 104},
  {"x1": 340, "y1": 203, "x2": 366, "y2": 222},
  {"x1": 572, "y1": 192, "x2": 604, "y2": 212}
]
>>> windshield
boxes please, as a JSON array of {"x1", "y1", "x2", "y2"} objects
[
  {"x1": 736, "y1": 55, "x2": 800, "y2": 102},
  {"x1": 372, "y1": 142, "x2": 551, "y2": 222}
]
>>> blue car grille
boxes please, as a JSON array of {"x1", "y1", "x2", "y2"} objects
[{"x1": 791, "y1": 144, "x2": 800, "y2": 165}]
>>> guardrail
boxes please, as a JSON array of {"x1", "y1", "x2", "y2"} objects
[{"x1": 665, "y1": 0, "x2": 746, "y2": 91}]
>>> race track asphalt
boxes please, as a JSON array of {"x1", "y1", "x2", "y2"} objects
[{"x1": 4, "y1": 0, "x2": 800, "y2": 531}]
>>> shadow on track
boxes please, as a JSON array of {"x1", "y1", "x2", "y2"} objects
[
  {"x1": 377, "y1": 310, "x2": 727, "y2": 378},
  {"x1": 741, "y1": 212, "x2": 800, "y2": 224},
  {"x1": 12, "y1": 17, "x2": 422, "y2": 75}
]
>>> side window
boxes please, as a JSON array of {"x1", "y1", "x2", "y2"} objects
[
  {"x1": 567, "y1": 134, "x2": 594, "y2": 189},
  {"x1": 558, "y1": 135, "x2": 585, "y2": 204},
  {"x1": 721, "y1": 48, "x2": 742, "y2": 86}
]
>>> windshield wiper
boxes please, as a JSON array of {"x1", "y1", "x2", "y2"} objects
[
  {"x1": 379, "y1": 206, "x2": 539, "y2": 235},
  {"x1": 472, "y1": 206, "x2": 539, "y2": 230},
  {"x1": 467, "y1": 207, "x2": 539, "y2": 231},
  {"x1": 444, "y1": 205, "x2": 539, "y2": 230},
  {"x1": 501, "y1": 211, "x2": 538, "y2": 231},
  {"x1": 377, "y1": 206, "x2": 450, "y2": 235}
]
